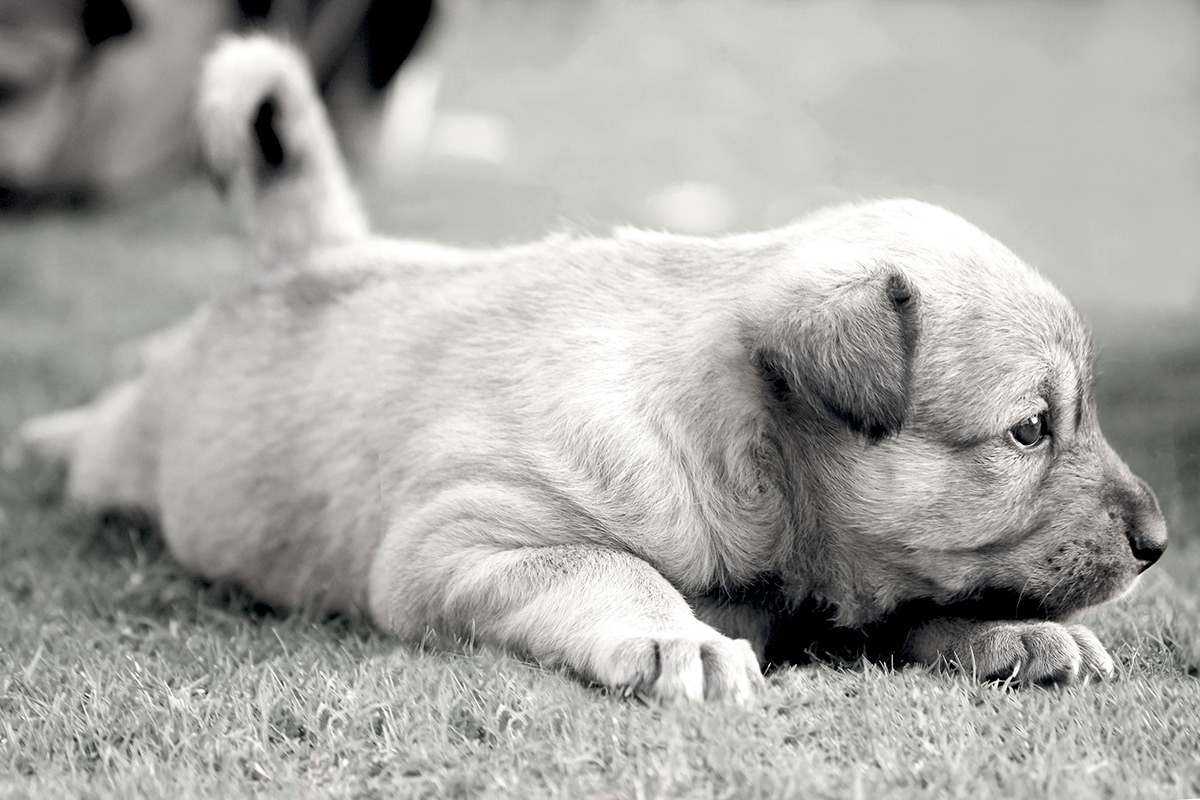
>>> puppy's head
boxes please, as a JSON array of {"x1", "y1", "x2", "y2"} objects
[{"x1": 750, "y1": 199, "x2": 1166, "y2": 626}]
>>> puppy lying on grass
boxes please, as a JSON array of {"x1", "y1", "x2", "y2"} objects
[{"x1": 17, "y1": 35, "x2": 1167, "y2": 702}]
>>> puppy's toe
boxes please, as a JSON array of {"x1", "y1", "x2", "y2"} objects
[
  {"x1": 1065, "y1": 624, "x2": 1116, "y2": 682},
  {"x1": 700, "y1": 637, "x2": 764, "y2": 703},
  {"x1": 1012, "y1": 622, "x2": 1082, "y2": 684},
  {"x1": 607, "y1": 635, "x2": 761, "y2": 703},
  {"x1": 607, "y1": 637, "x2": 665, "y2": 695},
  {"x1": 656, "y1": 639, "x2": 707, "y2": 701}
]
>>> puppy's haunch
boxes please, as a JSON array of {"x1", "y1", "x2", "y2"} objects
[{"x1": 16, "y1": 35, "x2": 1166, "y2": 701}]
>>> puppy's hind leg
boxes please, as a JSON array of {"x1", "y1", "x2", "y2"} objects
[
  {"x1": 195, "y1": 35, "x2": 369, "y2": 264},
  {"x1": 12, "y1": 380, "x2": 160, "y2": 513}
]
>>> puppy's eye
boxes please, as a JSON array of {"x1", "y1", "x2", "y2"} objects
[{"x1": 1009, "y1": 413, "x2": 1049, "y2": 447}]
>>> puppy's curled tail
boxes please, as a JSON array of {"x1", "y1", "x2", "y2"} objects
[{"x1": 196, "y1": 35, "x2": 368, "y2": 261}]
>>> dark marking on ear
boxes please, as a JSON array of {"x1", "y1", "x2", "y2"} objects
[
  {"x1": 254, "y1": 98, "x2": 286, "y2": 170},
  {"x1": 886, "y1": 272, "x2": 919, "y2": 338},
  {"x1": 82, "y1": 0, "x2": 135, "y2": 47}
]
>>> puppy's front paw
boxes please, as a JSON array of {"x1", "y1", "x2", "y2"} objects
[
  {"x1": 604, "y1": 635, "x2": 764, "y2": 703},
  {"x1": 970, "y1": 622, "x2": 1115, "y2": 684},
  {"x1": 909, "y1": 619, "x2": 1115, "y2": 685}
]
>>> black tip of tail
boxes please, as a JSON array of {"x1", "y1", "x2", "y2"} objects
[{"x1": 253, "y1": 97, "x2": 286, "y2": 170}]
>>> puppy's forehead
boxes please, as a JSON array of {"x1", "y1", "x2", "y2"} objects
[
  {"x1": 914, "y1": 296, "x2": 1092, "y2": 440},
  {"x1": 887, "y1": 206, "x2": 1092, "y2": 438}
]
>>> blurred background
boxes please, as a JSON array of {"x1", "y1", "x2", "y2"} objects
[{"x1": 0, "y1": 0, "x2": 1197, "y2": 544}]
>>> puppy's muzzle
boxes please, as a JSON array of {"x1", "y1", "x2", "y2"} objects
[{"x1": 1118, "y1": 478, "x2": 1168, "y2": 571}]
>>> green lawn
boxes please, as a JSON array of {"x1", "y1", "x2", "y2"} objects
[{"x1": 2, "y1": 2, "x2": 1200, "y2": 797}]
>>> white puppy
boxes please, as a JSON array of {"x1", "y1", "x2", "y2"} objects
[{"x1": 17, "y1": 36, "x2": 1166, "y2": 701}]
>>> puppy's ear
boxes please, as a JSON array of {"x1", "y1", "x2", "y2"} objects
[{"x1": 752, "y1": 269, "x2": 918, "y2": 440}]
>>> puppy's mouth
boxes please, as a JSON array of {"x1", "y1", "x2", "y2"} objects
[{"x1": 932, "y1": 573, "x2": 1137, "y2": 622}]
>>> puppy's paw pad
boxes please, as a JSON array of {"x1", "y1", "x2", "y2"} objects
[{"x1": 607, "y1": 635, "x2": 761, "y2": 703}]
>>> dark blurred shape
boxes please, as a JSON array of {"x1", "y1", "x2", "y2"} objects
[
  {"x1": 82, "y1": 0, "x2": 135, "y2": 47},
  {"x1": 0, "y1": 185, "x2": 96, "y2": 213},
  {"x1": 253, "y1": 98, "x2": 286, "y2": 168},
  {"x1": 235, "y1": 0, "x2": 273, "y2": 19},
  {"x1": 229, "y1": 0, "x2": 435, "y2": 89},
  {"x1": 366, "y1": 0, "x2": 434, "y2": 89},
  {"x1": 0, "y1": 0, "x2": 230, "y2": 209}
]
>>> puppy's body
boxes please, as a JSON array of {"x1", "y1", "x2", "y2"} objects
[
  {"x1": 18, "y1": 37, "x2": 1167, "y2": 700},
  {"x1": 73, "y1": 232, "x2": 787, "y2": 606}
]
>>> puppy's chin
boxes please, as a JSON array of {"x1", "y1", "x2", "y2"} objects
[
  {"x1": 925, "y1": 567, "x2": 1147, "y2": 622},
  {"x1": 927, "y1": 586, "x2": 1084, "y2": 623},
  {"x1": 1110, "y1": 572, "x2": 1145, "y2": 603}
]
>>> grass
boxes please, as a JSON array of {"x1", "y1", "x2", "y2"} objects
[
  {"x1": 2, "y1": 2, "x2": 1200, "y2": 797},
  {"x1": 0, "y1": 482, "x2": 1197, "y2": 798}
]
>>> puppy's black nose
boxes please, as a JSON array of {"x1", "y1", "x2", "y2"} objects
[
  {"x1": 1113, "y1": 477, "x2": 1167, "y2": 572},
  {"x1": 1129, "y1": 521, "x2": 1167, "y2": 571}
]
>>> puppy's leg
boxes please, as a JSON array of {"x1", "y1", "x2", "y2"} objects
[
  {"x1": 12, "y1": 379, "x2": 159, "y2": 511},
  {"x1": 371, "y1": 535, "x2": 763, "y2": 702},
  {"x1": 905, "y1": 617, "x2": 1115, "y2": 685}
]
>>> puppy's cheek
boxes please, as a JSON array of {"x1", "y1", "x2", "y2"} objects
[
  {"x1": 1046, "y1": 557, "x2": 1137, "y2": 614},
  {"x1": 832, "y1": 442, "x2": 1037, "y2": 604},
  {"x1": 842, "y1": 438, "x2": 1037, "y2": 550}
]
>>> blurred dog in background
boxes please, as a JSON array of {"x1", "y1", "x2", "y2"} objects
[{"x1": 0, "y1": 0, "x2": 432, "y2": 208}]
